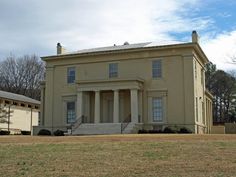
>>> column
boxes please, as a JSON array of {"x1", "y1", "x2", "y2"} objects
[
  {"x1": 40, "y1": 81, "x2": 45, "y2": 126},
  {"x1": 77, "y1": 91, "x2": 83, "y2": 119},
  {"x1": 113, "y1": 90, "x2": 119, "y2": 123},
  {"x1": 94, "y1": 90, "x2": 100, "y2": 123},
  {"x1": 130, "y1": 89, "x2": 138, "y2": 123},
  {"x1": 44, "y1": 67, "x2": 54, "y2": 127},
  {"x1": 138, "y1": 91, "x2": 143, "y2": 123}
]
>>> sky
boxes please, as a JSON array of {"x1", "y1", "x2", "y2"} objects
[{"x1": 0, "y1": 0, "x2": 236, "y2": 71}]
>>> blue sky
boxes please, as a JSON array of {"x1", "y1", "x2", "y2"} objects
[{"x1": 0, "y1": 0, "x2": 236, "y2": 70}]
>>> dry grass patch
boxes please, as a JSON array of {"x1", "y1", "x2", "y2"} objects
[{"x1": 0, "y1": 134, "x2": 236, "y2": 177}]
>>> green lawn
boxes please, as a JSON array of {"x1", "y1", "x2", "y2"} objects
[{"x1": 0, "y1": 134, "x2": 236, "y2": 177}]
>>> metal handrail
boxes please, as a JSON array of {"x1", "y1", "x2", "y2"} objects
[
  {"x1": 121, "y1": 114, "x2": 131, "y2": 134},
  {"x1": 70, "y1": 115, "x2": 85, "y2": 134}
]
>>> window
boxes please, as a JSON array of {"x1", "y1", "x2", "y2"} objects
[
  {"x1": 202, "y1": 102, "x2": 205, "y2": 124},
  {"x1": 109, "y1": 63, "x2": 118, "y2": 78},
  {"x1": 152, "y1": 60, "x2": 162, "y2": 78},
  {"x1": 195, "y1": 60, "x2": 197, "y2": 79},
  {"x1": 67, "y1": 67, "x2": 75, "y2": 83},
  {"x1": 196, "y1": 97, "x2": 198, "y2": 122},
  {"x1": 201, "y1": 68, "x2": 204, "y2": 85},
  {"x1": 67, "y1": 102, "x2": 76, "y2": 124},
  {"x1": 152, "y1": 98, "x2": 163, "y2": 122}
]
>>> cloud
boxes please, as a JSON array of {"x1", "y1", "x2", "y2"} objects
[
  {"x1": 201, "y1": 31, "x2": 236, "y2": 70},
  {"x1": 1, "y1": 0, "x2": 233, "y2": 72},
  {"x1": 0, "y1": 0, "x2": 210, "y2": 57}
]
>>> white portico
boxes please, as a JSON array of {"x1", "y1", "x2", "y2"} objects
[{"x1": 76, "y1": 78, "x2": 143, "y2": 125}]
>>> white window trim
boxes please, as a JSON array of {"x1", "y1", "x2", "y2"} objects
[
  {"x1": 62, "y1": 95, "x2": 77, "y2": 125},
  {"x1": 152, "y1": 97, "x2": 163, "y2": 122},
  {"x1": 148, "y1": 94, "x2": 166, "y2": 124},
  {"x1": 152, "y1": 59, "x2": 162, "y2": 79},
  {"x1": 67, "y1": 67, "x2": 76, "y2": 84},
  {"x1": 109, "y1": 63, "x2": 118, "y2": 78},
  {"x1": 66, "y1": 101, "x2": 76, "y2": 124}
]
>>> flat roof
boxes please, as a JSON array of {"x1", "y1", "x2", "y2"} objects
[
  {"x1": 43, "y1": 41, "x2": 186, "y2": 58},
  {"x1": 42, "y1": 41, "x2": 209, "y2": 64},
  {"x1": 0, "y1": 90, "x2": 40, "y2": 105}
]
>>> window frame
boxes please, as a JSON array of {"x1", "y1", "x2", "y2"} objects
[
  {"x1": 66, "y1": 101, "x2": 76, "y2": 124},
  {"x1": 152, "y1": 97, "x2": 163, "y2": 122},
  {"x1": 67, "y1": 67, "x2": 75, "y2": 84},
  {"x1": 196, "y1": 97, "x2": 198, "y2": 122},
  {"x1": 152, "y1": 60, "x2": 162, "y2": 78},
  {"x1": 201, "y1": 68, "x2": 204, "y2": 85},
  {"x1": 109, "y1": 63, "x2": 118, "y2": 78}
]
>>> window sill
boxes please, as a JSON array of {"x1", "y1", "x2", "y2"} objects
[
  {"x1": 67, "y1": 83, "x2": 76, "y2": 86},
  {"x1": 150, "y1": 121, "x2": 165, "y2": 124},
  {"x1": 152, "y1": 77, "x2": 162, "y2": 80}
]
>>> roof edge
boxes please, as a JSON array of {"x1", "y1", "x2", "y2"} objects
[{"x1": 41, "y1": 42, "x2": 195, "y2": 61}]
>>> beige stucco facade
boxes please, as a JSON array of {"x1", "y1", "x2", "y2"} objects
[
  {"x1": 35, "y1": 32, "x2": 213, "y2": 135},
  {"x1": 0, "y1": 93, "x2": 40, "y2": 134}
]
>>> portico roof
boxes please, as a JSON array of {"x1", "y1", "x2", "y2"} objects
[{"x1": 76, "y1": 78, "x2": 144, "y2": 91}]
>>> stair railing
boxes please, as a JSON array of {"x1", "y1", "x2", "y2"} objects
[
  {"x1": 121, "y1": 114, "x2": 131, "y2": 134},
  {"x1": 70, "y1": 115, "x2": 85, "y2": 134}
]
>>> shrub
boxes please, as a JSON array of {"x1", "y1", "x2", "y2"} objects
[
  {"x1": 0, "y1": 130, "x2": 10, "y2": 135},
  {"x1": 148, "y1": 129, "x2": 163, "y2": 134},
  {"x1": 138, "y1": 129, "x2": 148, "y2": 134},
  {"x1": 38, "y1": 129, "x2": 51, "y2": 136},
  {"x1": 178, "y1": 127, "x2": 192, "y2": 134},
  {"x1": 21, "y1": 131, "x2": 31, "y2": 135},
  {"x1": 53, "y1": 129, "x2": 64, "y2": 136},
  {"x1": 163, "y1": 127, "x2": 178, "y2": 133},
  {"x1": 138, "y1": 129, "x2": 163, "y2": 134}
]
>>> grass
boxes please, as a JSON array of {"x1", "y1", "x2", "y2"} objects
[{"x1": 0, "y1": 134, "x2": 236, "y2": 177}]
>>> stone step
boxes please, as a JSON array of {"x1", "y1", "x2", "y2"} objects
[
  {"x1": 122, "y1": 123, "x2": 136, "y2": 134},
  {"x1": 72, "y1": 123, "x2": 122, "y2": 135}
]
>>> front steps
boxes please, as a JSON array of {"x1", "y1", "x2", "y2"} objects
[
  {"x1": 71, "y1": 123, "x2": 142, "y2": 135},
  {"x1": 122, "y1": 123, "x2": 143, "y2": 134},
  {"x1": 72, "y1": 123, "x2": 122, "y2": 135},
  {"x1": 121, "y1": 123, "x2": 136, "y2": 134}
]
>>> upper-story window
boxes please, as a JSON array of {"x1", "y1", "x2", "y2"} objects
[
  {"x1": 152, "y1": 60, "x2": 162, "y2": 78},
  {"x1": 201, "y1": 68, "x2": 204, "y2": 85},
  {"x1": 195, "y1": 60, "x2": 197, "y2": 79},
  {"x1": 109, "y1": 63, "x2": 118, "y2": 78},
  {"x1": 67, "y1": 67, "x2": 75, "y2": 84}
]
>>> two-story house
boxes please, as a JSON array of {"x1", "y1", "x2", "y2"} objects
[{"x1": 34, "y1": 31, "x2": 213, "y2": 135}]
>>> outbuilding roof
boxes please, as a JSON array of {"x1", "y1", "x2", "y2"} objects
[{"x1": 0, "y1": 90, "x2": 40, "y2": 105}]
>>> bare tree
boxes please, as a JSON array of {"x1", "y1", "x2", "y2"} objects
[{"x1": 0, "y1": 54, "x2": 45, "y2": 100}]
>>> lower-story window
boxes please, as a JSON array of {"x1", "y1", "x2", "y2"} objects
[
  {"x1": 67, "y1": 102, "x2": 76, "y2": 124},
  {"x1": 152, "y1": 97, "x2": 163, "y2": 122}
]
